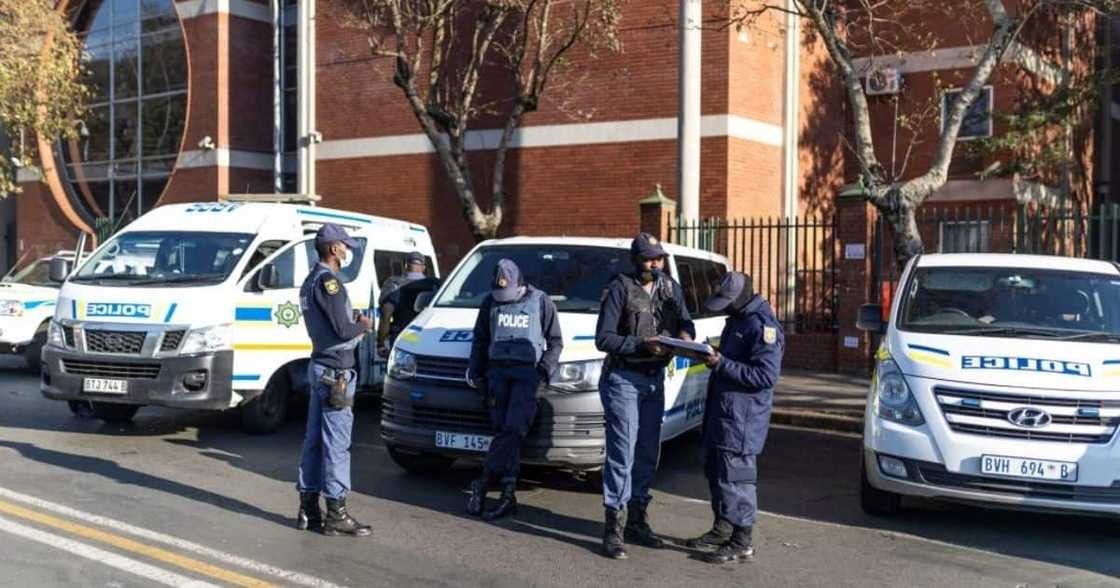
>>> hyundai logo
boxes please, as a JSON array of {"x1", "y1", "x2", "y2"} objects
[{"x1": 1007, "y1": 407, "x2": 1052, "y2": 429}]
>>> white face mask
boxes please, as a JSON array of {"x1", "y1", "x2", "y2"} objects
[{"x1": 338, "y1": 247, "x2": 353, "y2": 268}]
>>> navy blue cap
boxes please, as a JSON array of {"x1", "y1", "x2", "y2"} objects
[
  {"x1": 315, "y1": 223, "x2": 359, "y2": 250},
  {"x1": 630, "y1": 232, "x2": 667, "y2": 259},
  {"x1": 492, "y1": 259, "x2": 524, "y2": 303},
  {"x1": 704, "y1": 272, "x2": 749, "y2": 313},
  {"x1": 406, "y1": 251, "x2": 426, "y2": 265}
]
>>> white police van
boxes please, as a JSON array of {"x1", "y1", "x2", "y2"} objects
[
  {"x1": 0, "y1": 251, "x2": 83, "y2": 372},
  {"x1": 380, "y1": 236, "x2": 729, "y2": 474},
  {"x1": 857, "y1": 253, "x2": 1120, "y2": 517},
  {"x1": 41, "y1": 198, "x2": 438, "y2": 433}
]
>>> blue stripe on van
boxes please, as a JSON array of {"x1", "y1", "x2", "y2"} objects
[
  {"x1": 163, "y1": 303, "x2": 178, "y2": 323},
  {"x1": 573, "y1": 335, "x2": 595, "y2": 341},
  {"x1": 1104, "y1": 360, "x2": 1120, "y2": 365},
  {"x1": 232, "y1": 374, "x2": 261, "y2": 382},
  {"x1": 235, "y1": 307, "x2": 272, "y2": 322},
  {"x1": 297, "y1": 208, "x2": 373, "y2": 225}
]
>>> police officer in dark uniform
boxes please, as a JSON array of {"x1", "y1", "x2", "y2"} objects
[
  {"x1": 465, "y1": 259, "x2": 563, "y2": 520},
  {"x1": 296, "y1": 223, "x2": 374, "y2": 537},
  {"x1": 595, "y1": 233, "x2": 695, "y2": 560},
  {"x1": 376, "y1": 251, "x2": 438, "y2": 357},
  {"x1": 688, "y1": 272, "x2": 784, "y2": 564}
]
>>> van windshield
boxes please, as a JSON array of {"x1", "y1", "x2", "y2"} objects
[
  {"x1": 71, "y1": 231, "x2": 254, "y2": 287},
  {"x1": 899, "y1": 266, "x2": 1120, "y2": 342},
  {"x1": 434, "y1": 245, "x2": 634, "y2": 313},
  {"x1": 2, "y1": 260, "x2": 57, "y2": 287}
]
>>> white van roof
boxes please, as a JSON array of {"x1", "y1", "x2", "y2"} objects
[
  {"x1": 124, "y1": 202, "x2": 430, "y2": 238},
  {"x1": 917, "y1": 253, "x2": 1120, "y2": 275},
  {"x1": 475, "y1": 236, "x2": 730, "y2": 263}
]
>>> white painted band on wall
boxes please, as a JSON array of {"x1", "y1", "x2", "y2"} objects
[
  {"x1": 317, "y1": 114, "x2": 783, "y2": 161},
  {"x1": 175, "y1": 0, "x2": 270, "y2": 23},
  {"x1": 852, "y1": 42, "x2": 1061, "y2": 85},
  {"x1": 176, "y1": 148, "x2": 295, "y2": 172},
  {"x1": 15, "y1": 168, "x2": 43, "y2": 184}
]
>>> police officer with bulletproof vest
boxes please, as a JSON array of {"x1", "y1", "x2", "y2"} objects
[
  {"x1": 595, "y1": 233, "x2": 695, "y2": 560},
  {"x1": 465, "y1": 259, "x2": 563, "y2": 520},
  {"x1": 376, "y1": 251, "x2": 439, "y2": 357},
  {"x1": 687, "y1": 272, "x2": 784, "y2": 564},
  {"x1": 295, "y1": 223, "x2": 374, "y2": 537}
]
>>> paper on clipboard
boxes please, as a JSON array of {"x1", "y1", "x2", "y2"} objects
[{"x1": 656, "y1": 336, "x2": 714, "y2": 359}]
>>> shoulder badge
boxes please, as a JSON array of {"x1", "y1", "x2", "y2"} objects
[
  {"x1": 324, "y1": 278, "x2": 341, "y2": 296},
  {"x1": 763, "y1": 326, "x2": 777, "y2": 345}
]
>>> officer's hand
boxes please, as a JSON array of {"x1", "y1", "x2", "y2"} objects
[
  {"x1": 643, "y1": 336, "x2": 667, "y2": 356},
  {"x1": 358, "y1": 315, "x2": 374, "y2": 332},
  {"x1": 678, "y1": 331, "x2": 693, "y2": 342},
  {"x1": 704, "y1": 351, "x2": 722, "y2": 368},
  {"x1": 377, "y1": 344, "x2": 390, "y2": 358}
]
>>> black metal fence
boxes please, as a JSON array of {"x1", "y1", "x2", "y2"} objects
[{"x1": 670, "y1": 216, "x2": 837, "y2": 333}]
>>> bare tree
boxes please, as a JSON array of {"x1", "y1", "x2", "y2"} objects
[
  {"x1": 342, "y1": 0, "x2": 622, "y2": 241},
  {"x1": 733, "y1": 0, "x2": 1117, "y2": 267}
]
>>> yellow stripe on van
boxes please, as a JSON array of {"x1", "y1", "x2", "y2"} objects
[
  {"x1": 1102, "y1": 369, "x2": 1120, "y2": 377},
  {"x1": 684, "y1": 364, "x2": 709, "y2": 376},
  {"x1": 398, "y1": 332, "x2": 421, "y2": 343},
  {"x1": 906, "y1": 351, "x2": 953, "y2": 369},
  {"x1": 233, "y1": 343, "x2": 313, "y2": 352}
]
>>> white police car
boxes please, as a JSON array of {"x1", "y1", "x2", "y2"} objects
[
  {"x1": 857, "y1": 253, "x2": 1120, "y2": 516},
  {"x1": 0, "y1": 252, "x2": 81, "y2": 373}
]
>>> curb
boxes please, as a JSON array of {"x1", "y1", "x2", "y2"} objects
[{"x1": 771, "y1": 409, "x2": 864, "y2": 434}]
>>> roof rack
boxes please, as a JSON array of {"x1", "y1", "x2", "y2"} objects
[{"x1": 220, "y1": 193, "x2": 322, "y2": 204}]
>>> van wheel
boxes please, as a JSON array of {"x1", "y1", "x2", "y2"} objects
[
  {"x1": 577, "y1": 469, "x2": 604, "y2": 493},
  {"x1": 23, "y1": 327, "x2": 47, "y2": 375},
  {"x1": 386, "y1": 444, "x2": 455, "y2": 475},
  {"x1": 241, "y1": 369, "x2": 291, "y2": 435},
  {"x1": 92, "y1": 402, "x2": 139, "y2": 423},
  {"x1": 860, "y1": 455, "x2": 902, "y2": 517}
]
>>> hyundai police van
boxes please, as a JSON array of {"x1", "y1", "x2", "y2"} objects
[
  {"x1": 41, "y1": 198, "x2": 437, "y2": 433},
  {"x1": 0, "y1": 252, "x2": 81, "y2": 372},
  {"x1": 380, "y1": 236, "x2": 729, "y2": 474},
  {"x1": 858, "y1": 253, "x2": 1120, "y2": 517}
]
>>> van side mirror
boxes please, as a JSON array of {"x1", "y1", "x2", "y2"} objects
[
  {"x1": 856, "y1": 303, "x2": 884, "y2": 333},
  {"x1": 256, "y1": 264, "x2": 280, "y2": 291},
  {"x1": 414, "y1": 290, "x2": 434, "y2": 313},
  {"x1": 49, "y1": 258, "x2": 72, "y2": 283}
]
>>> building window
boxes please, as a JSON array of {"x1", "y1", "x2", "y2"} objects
[
  {"x1": 941, "y1": 87, "x2": 993, "y2": 140},
  {"x1": 61, "y1": 0, "x2": 188, "y2": 226},
  {"x1": 939, "y1": 220, "x2": 992, "y2": 253}
]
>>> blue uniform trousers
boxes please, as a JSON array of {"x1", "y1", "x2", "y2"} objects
[
  {"x1": 297, "y1": 362, "x2": 356, "y2": 500},
  {"x1": 600, "y1": 367, "x2": 664, "y2": 511},
  {"x1": 484, "y1": 365, "x2": 540, "y2": 483},
  {"x1": 704, "y1": 449, "x2": 758, "y2": 528}
]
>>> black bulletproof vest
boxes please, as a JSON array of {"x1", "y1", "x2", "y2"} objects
[
  {"x1": 616, "y1": 274, "x2": 680, "y2": 367},
  {"x1": 390, "y1": 277, "x2": 440, "y2": 336}
]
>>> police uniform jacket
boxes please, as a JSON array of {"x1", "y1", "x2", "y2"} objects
[
  {"x1": 469, "y1": 286, "x2": 564, "y2": 380},
  {"x1": 595, "y1": 273, "x2": 696, "y2": 370},
  {"x1": 703, "y1": 295, "x2": 784, "y2": 455},
  {"x1": 300, "y1": 263, "x2": 367, "y2": 370}
]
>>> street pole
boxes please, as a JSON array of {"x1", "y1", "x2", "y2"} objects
[
  {"x1": 782, "y1": 0, "x2": 800, "y2": 325},
  {"x1": 678, "y1": 0, "x2": 702, "y2": 247},
  {"x1": 297, "y1": 0, "x2": 318, "y2": 199},
  {"x1": 272, "y1": 0, "x2": 282, "y2": 193}
]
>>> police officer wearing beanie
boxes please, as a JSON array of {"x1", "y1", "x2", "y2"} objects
[
  {"x1": 377, "y1": 251, "x2": 439, "y2": 357},
  {"x1": 465, "y1": 259, "x2": 563, "y2": 520},
  {"x1": 295, "y1": 223, "x2": 374, "y2": 537},
  {"x1": 688, "y1": 272, "x2": 784, "y2": 564},
  {"x1": 595, "y1": 233, "x2": 695, "y2": 560}
]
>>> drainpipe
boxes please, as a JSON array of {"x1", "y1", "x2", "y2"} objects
[
  {"x1": 272, "y1": 0, "x2": 282, "y2": 192},
  {"x1": 297, "y1": 0, "x2": 318, "y2": 199},
  {"x1": 782, "y1": 0, "x2": 800, "y2": 324},
  {"x1": 677, "y1": 0, "x2": 702, "y2": 245}
]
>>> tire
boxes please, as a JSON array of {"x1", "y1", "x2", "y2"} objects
[
  {"x1": 386, "y1": 444, "x2": 455, "y2": 475},
  {"x1": 241, "y1": 368, "x2": 291, "y2": 435},
  {"x1": 23, "y1": 327, "x2": 47, "y2": 376},
  {"x1": 578, "y1": 468, "x2": 604, "y2": 493},
  {"x1": 91, "y1": 402, "x2": 139, "y2": 423},
  {"x1": 860, "y1": 454, "x2": 902, "y2": 517}
]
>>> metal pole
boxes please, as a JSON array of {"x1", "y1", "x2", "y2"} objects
[
  {"x1": 781, "y1": 0, "x2": 800, "y2": 327},
  {"x1": 297, "y1": 0, "x2": 318, "y2": 198},
  {"x1": 677, "y1": 0, "x2": 701, "y2": 245},
  {"x1": 272, "y1": 0, "x2": 282, "y2": 192}
]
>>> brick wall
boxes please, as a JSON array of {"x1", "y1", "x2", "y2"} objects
[{"x1": 784, "y1": 333, "x2": 838, "y2": 371}]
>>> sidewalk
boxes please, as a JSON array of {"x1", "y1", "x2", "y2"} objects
[{"x1": 770, "y1": 369, "x2": 870, "y2": 433}]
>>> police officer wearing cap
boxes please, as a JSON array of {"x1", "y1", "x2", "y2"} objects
[
  {"x1": 687, "y1": 272, "x2": 783, "y2": 564},
  {"x1": 595, "y1": 233, "x2": 695, "y2": 560},
  {"x1": 296, "y1": 223, "x2": 374, "y2": 537},
  {"x1": 465, "y1": 259, "x2": 563, "y2": 520},
  {"x1": 376, "y1": 252, "x2": 439, "y2": 357}
]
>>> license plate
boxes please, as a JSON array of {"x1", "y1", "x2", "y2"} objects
[
  {"x1": 981, "y1": 454, "x2": 1078, "y2": 482},
  {"x1": 83, "y1": 378, "x2": 128, "y2": 395},
  {"x1": 434, "y1": 431, "x2": 492, "y2": 452}
]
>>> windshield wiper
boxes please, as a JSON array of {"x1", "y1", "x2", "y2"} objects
[
  {"x1": 941, "y1": 326, "x2": 1068, "y2": 338},
  {"x1": 1058, "y1": 331, "x2": 1120, "y2": 343},
  {"x1": 70, "y1": 274, "x2": 147, "y2": 284},
  {"x1": 129, "y1": 274, "x2": 225, "y2": 286}
]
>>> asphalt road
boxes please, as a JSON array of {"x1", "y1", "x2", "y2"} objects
[{"x1": 0, "y1": 360, "x2": 1117, "y2": 587}]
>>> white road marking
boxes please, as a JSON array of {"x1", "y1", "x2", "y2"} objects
[
  {"x1": 0, "y1": 514, "x2": 218, "y2": 588},
  {"x1": 0, "y1": 486, "x2": 344, "y2": 588}
]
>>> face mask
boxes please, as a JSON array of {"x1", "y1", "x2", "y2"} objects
[
  {"x1": 338, "y1": 247, "x2": 353, "y2": 267},
  {"x1": 639, "y1": 267, "x2": 662, "y2": 285}
]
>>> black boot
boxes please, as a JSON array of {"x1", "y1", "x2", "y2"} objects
[
  {"x1": 466, "y1": 476, "x2": 489, "y2": 517},
  {"x1": 624, "y1": 502, "x2": 664, "y2": 549},
  {"x1": 323, "y1": 497, "x2": 372, "y2": 537},
  {"x1": 703, "y1": 525, "x2": 754, "y2": 564},
  {"x1": 296, "y1": 492, "x2": 323, "y2": 531},
  {"x1": 481, "y1": 482, "x2": 517, "y2": 520},
  {"x1": 602, "y1": 507, "x2": 628, "y2": 560},
  {"x1": 685, "y1": 517, "x2": 733, "y2": 550}
]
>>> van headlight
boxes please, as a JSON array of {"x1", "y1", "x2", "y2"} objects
[
  {"x1": 388, "y1": 347, "x2": 417, "y2": 380},
  {"x1": 180, "y1": 324, "x2": 233, "y2": 355},
  {"x1": 873, "y1": 353, "x2": 924, "y2": 426},
  {"x1": 550, "y1": 359, "x2": 603, "y2": 393},
  {"x1": 0, "y1": 300, "x2": 23, "y2": 316},
  {"x1": 48, "y1": 320, "x2": 66, "y2": 348}
]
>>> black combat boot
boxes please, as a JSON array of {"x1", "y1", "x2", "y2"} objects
[
  {"x1": 703, "y1": 525, "x2": 754, "y2": 564},
  {"x1": 602, "y1": 507, "x2": 628, "y2": 560},
  {"x1": 685, "y1": 517, "x2": 733, "y2": 550},
  {"x1": 323, "y1": 497, "x2": 372, "y2": 537},
  {"x1": 466, "y1": 476, "x2": 489, "y2": 517},
  {"x1": 296, "y1": 492, "x2": 323, "y2": 531},
  {"x1": 624, "y1": 502, "x2": 664, "y2": 549},
  {"x1": 481, "y1": 482, "x2": 517, "y2": 520}
]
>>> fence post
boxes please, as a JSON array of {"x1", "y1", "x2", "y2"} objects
[
  {"x1": 638, "y1": 184, "x2": 677, "y2": 244},
  {"x1": 835, "y1": 185, "x2": 876, "y2": 376}
]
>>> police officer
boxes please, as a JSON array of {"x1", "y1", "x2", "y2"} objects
[
  {"x1": 376, "y1": 252, "x2": 439, "y2": 356},
  {"x1": 687, "y1": 272, "x2": 784, "y2": 564},
  {"x1": 595, "y1": 233, "x2": 695, "y2": 560},
  {"x1": 465, "y1": 259, "x2": 563, "y2": 520},
  {"x1": 296, "y1": 223, "x2": 374, "y2": 537}
]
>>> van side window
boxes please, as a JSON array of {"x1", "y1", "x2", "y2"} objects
[
  {"x1": 676, "y1": 259, "x2": 701, "y2": 316},
  {"x1": 239, "y1": 240, "x2": 288, "y2": 282},
  {"x1": 373, "y1": 250, "x2": 436, "y2": 289},
  {"x1": 304, "y1": 238, "x2": 368, "y2": 284},
  {"x1": 677, "y1": 257, "x2": 728, "y2": 318}
]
